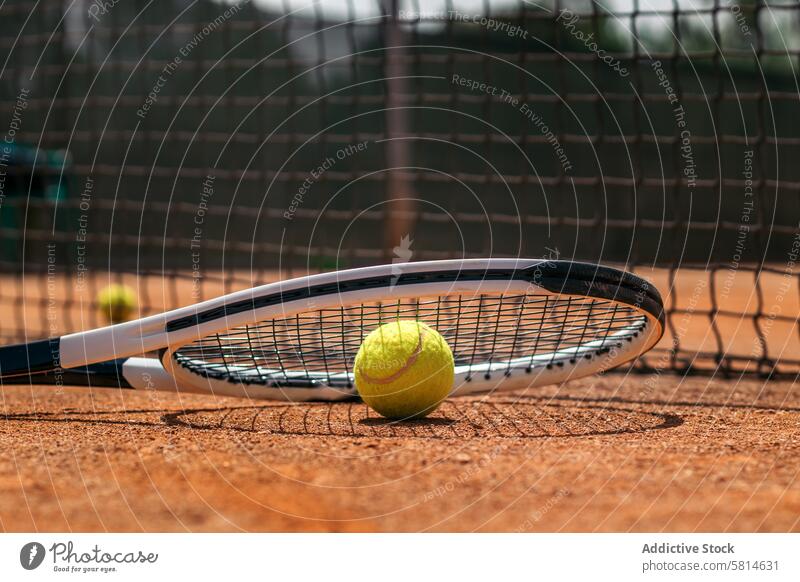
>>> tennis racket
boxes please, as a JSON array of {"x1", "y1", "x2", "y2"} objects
[{"x1": 0, "y1": 259, "x2": 664, "y2": 401}]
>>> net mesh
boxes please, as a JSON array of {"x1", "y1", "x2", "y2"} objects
[
  {"x1": 0, "y1": 0, "x2": 798, "y2": 377},
  {"x1": 172, "y1": 293, "x2": 647, "y2": 384}
]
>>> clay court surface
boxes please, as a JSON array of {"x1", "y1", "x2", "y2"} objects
[
  {"x1": 0, "y1": 269, "x2": 798, "y2": 532},
  {"x1": 0, "y1": 374, "x2": 798, "y2": 532}
]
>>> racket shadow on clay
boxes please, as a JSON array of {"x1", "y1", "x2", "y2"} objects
[
  {"x1": 162, "y1": 400, "x2": 683, "y2": 440},
  {"x1": 1, "y1": 399, "x2": 683, "y2": 440}
]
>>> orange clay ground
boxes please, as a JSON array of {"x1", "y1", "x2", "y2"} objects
[{"x1": 0, "y1": 268, "x2": 798, "y2": 531}]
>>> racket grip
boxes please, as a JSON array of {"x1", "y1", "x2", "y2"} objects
[
  {"x1": 0, "y1": 339, "x2": 60, "y2": 378},
  {"x1": 0, "y1": 357, "x2": 132, "y2": 388}
]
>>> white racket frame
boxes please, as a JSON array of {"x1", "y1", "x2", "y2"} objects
[{"x1": 51, "y1": 258, "x2": 664, "y2": 401}]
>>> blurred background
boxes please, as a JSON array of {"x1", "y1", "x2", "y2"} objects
[{"x1": 0, "y1": 0, "x2": 799, "y2": 377}]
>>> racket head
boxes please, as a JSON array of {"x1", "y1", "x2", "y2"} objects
[{"x1": 154, "y1": 259, "x2": 663, "y2": 401}]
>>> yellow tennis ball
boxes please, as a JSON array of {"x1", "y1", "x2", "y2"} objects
[
  {"x1": 97, "y1": 284, "x2": 137, "y2": 324},
  {"x1": 354, "y1": 320, "x2": 455, "y2": 420}
]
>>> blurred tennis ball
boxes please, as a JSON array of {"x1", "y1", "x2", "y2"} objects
[
  {"x1": 354, "y1": 320, "x2": 454, "y2": 420},
  {"x1": 97, "y1": 284, "x2": 137, "y2": 324}
]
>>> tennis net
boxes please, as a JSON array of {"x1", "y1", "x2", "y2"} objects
[{"x1": 0, "y1": 0, "x2": 798, "y2": 377}]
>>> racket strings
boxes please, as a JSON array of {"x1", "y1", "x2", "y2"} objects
[{"x1": 172, "y1": 293, "x2": 647, "y2": 384}]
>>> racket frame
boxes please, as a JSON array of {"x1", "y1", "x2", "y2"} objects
[{"x1": 0, "y1": 259, "x2": 664, "y2": 401}]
